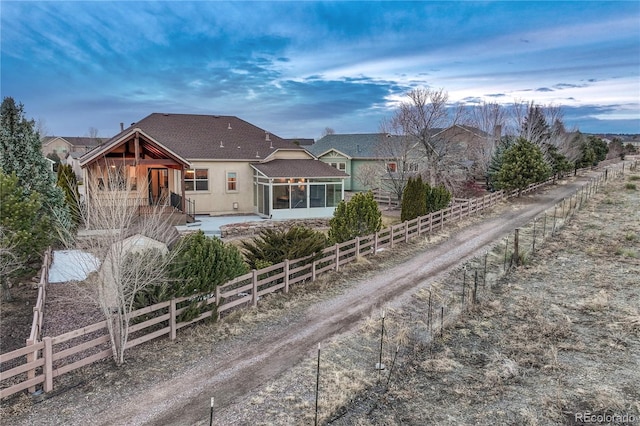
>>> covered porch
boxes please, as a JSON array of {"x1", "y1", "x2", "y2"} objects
[
  {"x1": 79, "y1": 129, "x2": 195, "y2": 223},
  {"x1": 251, "y1": 159, "x2": 347, "y2": 220}
]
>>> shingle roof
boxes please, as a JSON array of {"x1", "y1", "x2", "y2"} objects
[
  {"x1": 251, "y1": 159, "x2": 349, "y2": 179},
  {"x1": 42, "y1": 136, "x2": 104, "y2": 147},
  {"x1": 110, "y1": 113, "x2": 305, "y2": 160},
  {"x1": 306, "y1": 133, "x2": 415, "y2": 159}
]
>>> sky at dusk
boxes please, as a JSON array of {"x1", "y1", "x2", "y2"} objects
[{"x1": 1, "y1": 1, "x2": 639, "y2": 140}]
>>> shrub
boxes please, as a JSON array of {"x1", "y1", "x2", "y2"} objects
[
  {"x1": 426, "y1": 183, "x2": 452, "y2": 213},
  {"x1": 401, "y1": 176, "x2": 427, "y2": 222},
  {"x1": 328, "y1": 192, "x2": 382, "y2": 244},
  {"x1": 135, "y1": 230, "x2": 248, "y2": 322},
  {"x1": 624, "y1": 183, "x2": 637, "y2": 190},
  {"x1": 241, "y1": 226, "x2": 328, "y2": 269}
]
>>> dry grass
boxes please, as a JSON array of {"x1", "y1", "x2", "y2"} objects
[{"x1": 206, "y1": 172, "x2": 639, "y2": 425}]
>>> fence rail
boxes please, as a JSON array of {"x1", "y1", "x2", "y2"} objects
[{"x1": 1, "y1": 164, "x2": 627, "y2": 400}]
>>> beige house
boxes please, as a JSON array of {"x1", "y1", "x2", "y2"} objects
[
  {"x1": 79, "y1": 113, "x2": 347, "y2": 222},
  {"x1": 42, "y1": 136, "x2": 105, "y2": 177}
]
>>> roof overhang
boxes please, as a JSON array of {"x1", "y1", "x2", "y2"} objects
[
  {"x1": 79, "y1": 128, "x2": 191, "y2": 169},
  {"x1": 251, "y1": 159, "x2": 348, "y2": 179}
]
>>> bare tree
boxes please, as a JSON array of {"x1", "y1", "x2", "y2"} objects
[
  {"x1": 466, "y1": 101, "x2": 507, "y2": 180},
  {"x1": 377, "y1": 119, "x2": 422, "y2": 201},
  {"x1": 0, "y1": 228, "x2": 22, "y2": 302},
  {"x1": 322, "y1": 127, "x2": 335, "y2": 137},
  {"x1": 388, "y1": 87, "x2": 464, "y2": 191},
  {"x1": 67, "y1": 165, "x2": 181, "y2": 365}
]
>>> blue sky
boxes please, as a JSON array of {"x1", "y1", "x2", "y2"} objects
[{"x1": 2, "y1": 1, "x2": 639, "y2": 139}]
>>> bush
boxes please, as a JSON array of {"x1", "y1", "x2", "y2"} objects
[
  {"x1": 426, "y1": 183, "x2": 452, "y2": 213},
  {"x1": 624, "y1": 183, "x2": 637, "y2": 190},
  {"x1": 328, "y1": 192, "x2": 382, "y2": 244},
  {"x1": 495, "y1": 138, "x2": 551, "y2": 196},
  {"x1": 136, "y1": 230, "x2": 248, "y2": 322},
  {"x1": 241, "y1": 226, "x2": 328, "y2": 269},
  {"x1": 401, "y1": 176, "x2": 427, "y2": 222}
]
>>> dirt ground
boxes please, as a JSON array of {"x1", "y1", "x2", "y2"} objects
[{"x1": 2, "y1": 163, "x2": 638, "y2": 425}]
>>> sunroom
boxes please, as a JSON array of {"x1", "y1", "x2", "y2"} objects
[{"x1": 251, "y1": 159, "x2": 348, "y2": 220}]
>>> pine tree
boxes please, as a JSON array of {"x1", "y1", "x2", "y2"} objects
[
  {"x1": 495, "y1": 138, "x2": 551, "y2": 196},
  {"x1": 486, "y1": 136, "x2": 515, "y2": 191},
  {"x1": 57, "y1": 164, "x2": 81, "y2": 226},
  {"x1": 0, "y1": 172, "x2": 52, "y2": 268},
  {"x1": 328, "y1": 192, "x2": 382, "y2": 244},
  {"x1": 241, "y1": 226, "x2": 327, "y2": 269},
  {"x1": 401, "y1": 176, "x2": 427, "y2": 222},
  {"x1": 425, "y1": 183, "x2": 452, "y2": 213},
  {"x1": 0, "y1": 97, "x2": 73, "y2": 243}
]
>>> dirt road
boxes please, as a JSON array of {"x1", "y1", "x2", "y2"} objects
[{"x1": 9, "y1": 174, "x2": 596, "y2": 425}]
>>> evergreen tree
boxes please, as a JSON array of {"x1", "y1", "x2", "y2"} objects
[
  {"x1": 0, "y1": 97, "x2": 73, "y2": 242},
  {"x1": 546, "y1": 145, "x2": 573, "y2": 180},
  {"x1": 425, "y1": 183, "x2": 452, "y2": 213},
  {"x1": 57, "y1": 164, "x2": 81, "y2": 226},
  {"x1": 328, "y1": 192, "x2": 382, "y2": 244},
  {"x1": 495, "y1": 138, "x2": 551, "y2": 196},
  {"x1": 0, "y1": 171, "x2": 52, "y2": 268},
  {"x1": 241, "y1": 226, "x2": 327, "y2": 269},
  {"x1": 139, "y1": 231, "x2": 249, "y2": 321},
  {"x1": 401, "y1": 176, "x2": 427, "y2": 222},
  {"x1": 486, "y1": 136, "x2": 515, "y2": 191}
]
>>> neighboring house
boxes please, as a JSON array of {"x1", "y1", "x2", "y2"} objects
[
  {"x1": 430, "y1": 125, "x2": 496, "y2": 181},
  {"x1": 79, "y1": 113, "x2": 347, "y2": 221},
  {"x1": 42, "y1": 136, "x2": 106, "y2": 178},
  {"x1": 306, "y1": 133, "x2": 422, "y2": 192}
]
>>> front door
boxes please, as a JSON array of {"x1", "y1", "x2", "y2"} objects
[{"x1": 148, "y1": 168, "x2": 169, "y2": 205}]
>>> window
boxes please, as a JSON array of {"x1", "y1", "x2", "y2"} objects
[
  {"x1": 329, "y1": 162, "x2": 346, "y2": 171},
  {"x1": 386, "y1": 162, "x2": 397, "y2": 173},
  {"x1": 406, "y1": 162, "x2": 419, "y2": 172},
  {"x1": 185, "y1": 168, "x2": 208, "y2": 191},
  {"x1": 226, "y1": 171, "x2": 237, "y2": 192}
]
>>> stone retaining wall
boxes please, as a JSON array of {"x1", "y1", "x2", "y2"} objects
[{"x1": 220, "y1": 218, "x2": 330, "y2": 238}]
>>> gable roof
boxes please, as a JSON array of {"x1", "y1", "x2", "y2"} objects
[
  {"x1": 307, "y1": 133, "x2": 419, "y2": 159},
  {"x1": 307, "y1": 133, "x2": 410, "y2": 159},
  {"x1": 103, "y1": 113, "x2": 306, "y2": 161},
  {"x1": 432, "y1": 125, "x2": 491, "y2": 140},
  {"x1": 79, "y1": 128, "x2": 191, "y2": 168}
]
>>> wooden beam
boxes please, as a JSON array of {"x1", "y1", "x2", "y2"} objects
[
  {"x1": 138, "y1": 159, "x2": 181, "y2": 166},
  {"x1": 134, "y1": 132, "x2": 140, "y2": 165}
]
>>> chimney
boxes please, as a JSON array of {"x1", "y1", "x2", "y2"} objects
[{"x1": 120, "y1": 122, "x2": 124, "y2": 132}]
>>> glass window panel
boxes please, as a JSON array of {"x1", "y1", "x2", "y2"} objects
[
  {"x1": 291, "y1": 184, "x2": 307, "y2": 209},
  {"x1": 273, "y1": 185, "x2": 289, "y2": 209},
  {"x1": 310, "y1": 184, "x2": 325, "y2": 208}
]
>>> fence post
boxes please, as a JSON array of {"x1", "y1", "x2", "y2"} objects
[
  {"x1": 513, "y1": 228, "x2": 520, "y2": 266},
  {"x1": 417, "y1": 216, "x2": 423, "y2": 236},
  {"x1": 390, "y1": 227, "x2": 394, "y2": 248},
  {"x1": 26, "y1": 338, "x2": 37, "y2": 393},
  {"x1": 170, "y1": 299, "x2": 177, "y2": 340},
  {"x1": 335, "y1": 243, "x2": 340, "y2": 271},
  {"x1": 532, "y1": 217, "x2": 537, "y2": 253},
  {"x1": 355, "y1": 237, "x2": 360, "y2": 257},
  {"x1": 43, "y1": 336, "x2": 53, "y2": 392},
  {"x1": 552, "y1": 205, "x2": 557, "y2": 236},
  {"x1": 373, "y1": 232, "x2": 379, "y2": 254},
  {"x1": 405, "y1": 221, "x2": 409, "y2": 243},
  {"x1": 252, "y1": 269, "x2": 258, "y2": 307},
  {"x1": 312, "y1": 260, "x2": 317, "y2": 281},
  {"x1": 284, "y1": 259, "x2": 290, "y2": 293}
]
